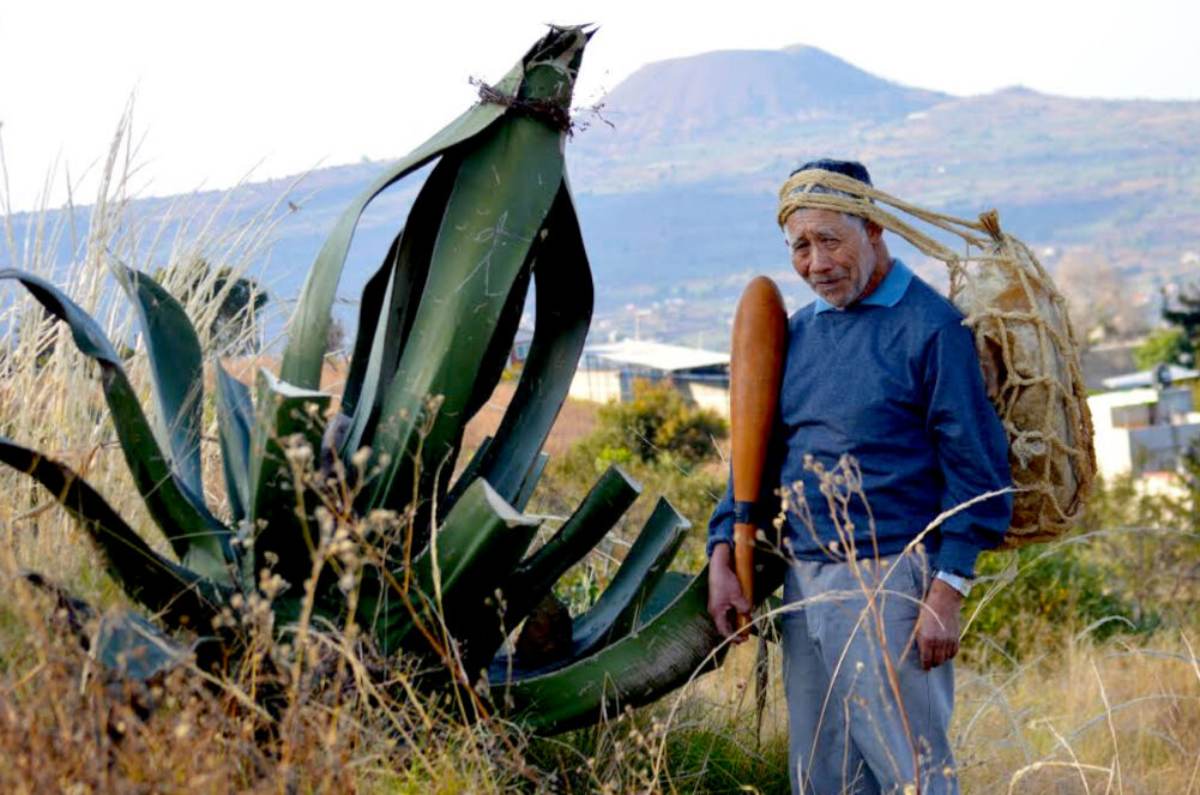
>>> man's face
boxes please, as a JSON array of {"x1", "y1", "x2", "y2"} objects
[{"x1": 783, "y1": 208, "x2": 878, "y2": 309}]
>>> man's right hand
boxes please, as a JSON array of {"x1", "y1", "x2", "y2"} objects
[{"x1": 708, "y1": 542, "x2": 752, "y2": 642}]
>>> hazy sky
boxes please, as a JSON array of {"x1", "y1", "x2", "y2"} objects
[{"x1": 2, "y1": 0, "x2": 1196, "y2": 211}]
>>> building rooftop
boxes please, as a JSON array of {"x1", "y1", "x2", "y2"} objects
[
  {"x1": 584, "y1": 339, "x2": 730, "y2": 372},
  {"x1": 1101, "y1": 365, "x2": 1200, "y2": 391}
]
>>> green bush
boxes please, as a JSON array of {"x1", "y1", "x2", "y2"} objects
[
  {"x1": 587, "y1": 378, "x2": 728, "y2": 468},
  {"x1": 1133, "y1": 327, "x2": 1190, "y2": 370},
  {"x1": 962, "y1": 542, "x2": 1159, "y2": 665}
]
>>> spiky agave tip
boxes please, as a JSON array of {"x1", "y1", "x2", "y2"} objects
[{"x1": 514, "y1": 24, "x2": 594, "y2": 112}]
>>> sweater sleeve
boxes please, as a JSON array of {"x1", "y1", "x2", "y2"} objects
[
  {"x1": 706, "y1": 473, "x2": 736, "y2": 557},
  {"x1": 923, "y1": 321, "x2": 1013, "y2": 577},
  {"x1": 706, "y1": 416, "x2": 787, "y2": 558}
]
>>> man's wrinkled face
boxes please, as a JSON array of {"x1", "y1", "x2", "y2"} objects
[{"x1": 784, "y1": 208, "x2": 878, "y2": 308}]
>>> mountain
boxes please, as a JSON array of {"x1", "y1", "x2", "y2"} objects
[
  {"x1": 4, "y1": 45, "x2": 1198, "y2": 348},
  {"x1": 584, "y1": 45, "x2": 947, "y2": 144}
]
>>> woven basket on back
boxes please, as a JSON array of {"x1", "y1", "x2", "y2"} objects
[{"x1": 778, "y1": 170, "x2": 1097, "y2": 548}]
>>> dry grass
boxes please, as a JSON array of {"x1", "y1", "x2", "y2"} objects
[{"x1": 955, "y1": 632, "x2": 1200, "y2": 793}]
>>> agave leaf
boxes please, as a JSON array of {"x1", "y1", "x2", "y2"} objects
[
  {"x1": 635, "y1": 570, "x2": 693, "y2": 629},
  {"x1": 337, "y1": 230, "x2": 396, "y2": 420},
  {"x1": 111, "y1": 263, "x2": 206, "y2": 501},
  {"x1": 569, "y1": 498, "x2": 691, "y2": 657},
  {"x1": 365, "y1": 30, "x2": 591, "y2": 519},
  {"x1": 0, "y1": 269, "x2": 232, "y2": 581},
  {"x1": 0, "y1": 436, "x2": 226, "y2": 630},
  {"x1": 215, "y1": 363, "x2": 255, "y2": 526},
  {"x1": 497, "y1": 561, "x2": 786, "y2": 735},
  {"x1": 365, "y1": 478, "x2": 539, "y2": 657},
  {"x1": 246, "y1": 369, "x2": 331, "y2": 590},
  {"x1": 367, "y1": 115, "x2": 565, "y2": 513},
  {"x1": 24, "y1": 573, "x2": 196, "y2": 680},
  {"x1": 460, "y1": 263, "x2": 534, "y2": 430},
  {"x1": 93, "y1": 609, "x2": 194, "y2": 681},
  {"x1": 500, "y1": 465, "x2": 640, "y2": 628},
  {"x1": 278, "y1": 53, "x2": 534, "y2": 390},
  {"x1": 496, "y1": 570, "x2": 717, "y2": 734},
  {"x1": 462, "y1": 183, "x2": 593, "y2": 508},
  {"x1": 340, "y1": 156, "x2": 460, "y2": 441},
  {"x1": 444, "y1": 436, "x2": 492, "y2": 507},
  {"x1": 513, "y1": 452, "x2": 549, "y2": 513}
]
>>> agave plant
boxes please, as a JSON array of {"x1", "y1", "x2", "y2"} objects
[{"x1": 0, "y1": 25, "x2": 783, "y2": 734}]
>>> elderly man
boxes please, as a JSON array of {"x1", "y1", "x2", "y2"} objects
[{"x1": 706, "y1": 159, "x2": 1012, "y2": 795}]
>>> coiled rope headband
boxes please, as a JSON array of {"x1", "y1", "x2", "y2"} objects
[{"x1": 777, "y1": 169, "x2": 1004, "y2": 262}]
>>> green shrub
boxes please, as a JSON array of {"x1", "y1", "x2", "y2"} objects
[
  {"x1": 962, "y1": 542, "x2": 1159, "y2": 665},
  {"x1": 1133, "y1": 327, "x2": 1190, "y2": 370},
  {"x1": 587, "y1": 378, "x2": 728, "y2": 468}
]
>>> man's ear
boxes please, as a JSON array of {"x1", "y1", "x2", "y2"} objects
[{"x1": 865, "y1": 220, "x2": 883, "y2": 242}]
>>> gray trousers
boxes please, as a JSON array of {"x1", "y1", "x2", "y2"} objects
[{"x1": 781, "y1": 551, "x2": 958, "y2": 795}]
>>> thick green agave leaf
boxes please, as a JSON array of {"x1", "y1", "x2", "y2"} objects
[
  {"x1": 93, "y1": 608, "x2": 194, "y2": 681},
  {"x1": 513, "y1": 452, "x2": 549, "y2": 512},
  {"x1": 496, "y1": 562, "x2": 786, "y2": 735},
  {"x1": 341, "y1": 155, "x2": 461, "y2": 448},
  {"x1": 499, "y1": 465, "x2": 641, "y2": 629},
  {"x1": 214, "y1": 363, "x2": 254, "y2": 526},
  {"x1": 0, "y1": 437, "x2": 226, "y2": 630},
  {"x1": 496, "y1": 569, "x2": 718, "y2": 734},
  {"x1": 459, "y1": 261, "x2": 533, "y2": 433},
  {"x1": 0, "y1": 269, "x2": 231, "y2": 581},
  {"x1": 337, "y1": 231, "x2": 396, "y2": 421},
  {"x1": 569, "y1": 497, "x2": 691, "y2": 658},
  {"x1": 364, "y1": 478, "x2": 539, "y2": 657},
  {"x1": 24, "y1": 572, "x2": 199, "y2": 680},
  {"x1": 364, "y1": 30, "x2": 591, "y2": 519},
  {"x1": 367, "y1": 115, "x2": 565, "y2": 513},
  {"x1": 463, "y1": 184, "x2": 594, "y2": 508},
  {"x1": 633, "y1": 570, "x2": 693, "y2": 629},
  {"x1": 112, "y1": 263, "x2": 206, "y2": 503},
  {"x1": 246, "y1": 369, "x2": 331, "y2": 590},
  {"x1": 443, "y1": 436, "x2": 492, "y2": 510}
]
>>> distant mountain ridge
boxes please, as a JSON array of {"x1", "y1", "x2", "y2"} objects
[{"x1": 4, "y1": 44, "x2": 1197, "y2": 347}]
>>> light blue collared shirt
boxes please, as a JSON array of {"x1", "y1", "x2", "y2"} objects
[{"x1": 812, "y1": 258, "x2": 913, "y2": 315}]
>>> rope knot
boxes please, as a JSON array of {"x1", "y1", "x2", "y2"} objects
[{"x1": 474, "y1": 79, "x2": 573, "y2": 133}]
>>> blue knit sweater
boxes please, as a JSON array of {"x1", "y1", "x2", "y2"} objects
[{"x1": 707, "y1": 260, "x2": 1012, "y2": 577}]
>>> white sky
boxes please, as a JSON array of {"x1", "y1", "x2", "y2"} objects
[{"x1": 2, "y1": 0, "x2": 1197, "y2": 211}]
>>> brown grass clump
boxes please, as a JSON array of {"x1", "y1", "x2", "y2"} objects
[{"x1": 0, "y1": 560, "x2": 553, "y2": 794}]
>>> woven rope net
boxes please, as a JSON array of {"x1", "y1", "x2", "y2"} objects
[{"x1": 779, "y1": 169, "x2": 1098, "y2": 547}]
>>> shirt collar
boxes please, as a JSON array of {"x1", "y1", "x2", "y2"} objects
[{"x1": 812, "y1": 258, "x2": 913, "y2": 315}]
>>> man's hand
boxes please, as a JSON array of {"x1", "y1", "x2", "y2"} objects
[
  {"x1": 915, "y1": 578, "x2": 963, "y2": 670},
  {"x1": 708, "y1": 543, "x2": 752, "y2": 642}
]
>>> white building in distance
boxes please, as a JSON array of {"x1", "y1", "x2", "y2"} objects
[
  {"x1": 1087, "y1": 365, "x2": 1200, "y2": 491},
  {"x1": 569, "y1": 339, "x2": 731, "y2": 417}
]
